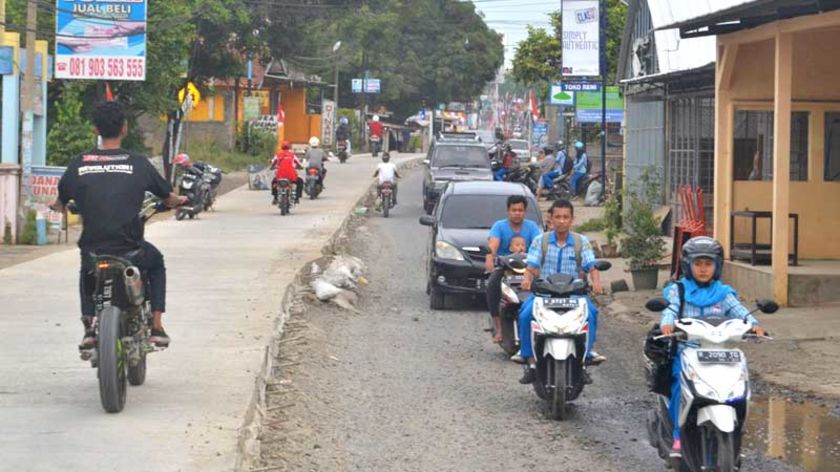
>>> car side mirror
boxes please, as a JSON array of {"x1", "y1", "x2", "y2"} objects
[
  {"x1": 645, "y1": 298, "x2": 669, "y2": 312},
  {"x1": 423, "y1": 159, "x2": 430, "y2": 166},
  {"x1": 593, "y1": 260, "x2": 611, "y2": 271},
  {"x1": 756, "y1": 299, "x2": 779, "y2": 314},
  {"x1": 419, "y1": 215, "x2": 435, "y2": 226}
]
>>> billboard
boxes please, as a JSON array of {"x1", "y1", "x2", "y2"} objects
[
  {"x1": 55, "y1": 0, "x2": 147, "y2": 80},
  {"x1": 575, "y1": 86, "x2": 624, "y2": 123},
  {"x1": 562, "y1": 0, "x2": 600, "y2": 77}
]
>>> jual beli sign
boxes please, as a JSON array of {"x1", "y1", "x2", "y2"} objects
[
  {"x1": 561, "y1": 0, "x2": 600, "y2": 77},
  {"x1": 55, "y1": 0, "x2": 147, "y2": 80}
]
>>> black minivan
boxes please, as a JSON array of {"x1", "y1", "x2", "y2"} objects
[{"x1": 419, "y1": 181, "x2": 542, "y2": 310}]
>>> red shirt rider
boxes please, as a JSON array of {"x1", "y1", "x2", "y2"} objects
[
  {"x1": 369, "y1": 120, "x2": 384, "y2": 139},
  {"x1": 271, "y1": 142, "x2": 302, "y2": 182}
]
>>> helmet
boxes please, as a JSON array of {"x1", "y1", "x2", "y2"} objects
[
  {"x1": 382, "y1": 152, "x2": 391, "y2": 162},
  {"x1": 281, "y1": 140, "x2": 291, "y2": 150},
  {"x1": 309, "y1": 136, "x2": 320, "y2": 147},
  {"x1": 556, "y1": 140, "x2": 565, "y2": 150},
  {"x1": 339, "y1": 116, "x2": 349, "y2": 126},
  {"x1": 575, "y1": 141, "x2": 584, "y2": 150},
  {"x1": 680, "y1": 236, "x2": 724, "y2": 281},
  {"x1": 372, "y1": 115, "x2": 380, "y2": 122},
  {"x1": 542, "y1": 145, "x2": 555, "y2": 154},
  {"x1": 173, "y1": 153, "x2": 191, "y2": 167}
]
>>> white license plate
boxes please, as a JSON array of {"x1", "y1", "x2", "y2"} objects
[
  {"x1": 697, "y1": 350, "x2": 741, "y2": 363},
  {"x1": 543, "y1": 298, "x2": 578, "y2": 309},
  {"x1": 505, "y1": 275, "x2": 525, "y2": 284}
]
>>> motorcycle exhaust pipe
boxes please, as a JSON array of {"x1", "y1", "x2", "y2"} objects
[{"x1": 124, "y1": 266, "x2": 145, "y2": 306}]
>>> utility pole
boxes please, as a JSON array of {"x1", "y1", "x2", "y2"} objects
[
  {"x1": 599, "y1": 0, "x2": 607, "y2": 192},
  {"x1": 18, "y1": 0, "x2": 37, "y2": 238}
]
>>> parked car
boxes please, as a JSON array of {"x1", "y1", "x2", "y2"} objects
[
  {"x1": 507, "y1": 139, "x2": 532, "y2": 162},
  {"x1": 422, "y1": 141, "x2": 493, "y2": 214},
  {"x1": 419, "y1": 181, "x2": 542, "y2": 310}
]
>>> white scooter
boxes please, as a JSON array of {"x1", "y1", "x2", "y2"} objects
[
  {"x1": 530, "y1": 261, "x2": 611, "y2": 421},
  {"x1": 643, "y1": 298, "x2": 778, "y2": 472}
]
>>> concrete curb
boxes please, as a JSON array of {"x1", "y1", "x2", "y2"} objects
[{"x1": 234, "y1": 155, "x2": 423, "y2": 471}]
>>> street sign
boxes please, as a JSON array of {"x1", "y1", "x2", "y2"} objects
[
  {"x1": 351, "y1": 78, "x2": 363, "y2": 93},
  {"x1": 178, "y1": 82, "x2": 201, "y2": 106},
  {"x1": 561, "y1": 82, "x2": 600, "y2": 92},
  {"x1": 55, "y1": 0, "x2": 148, "y2": 80},
  {"x1": 0, "y1": 46, "x2": 13, "y2": 75},
  {"x1": 364, "y1": 78, "x2": 381, "y2": 94},
  {"x1": 549, "y1": 84, "x2": 574, "y2": 105}
]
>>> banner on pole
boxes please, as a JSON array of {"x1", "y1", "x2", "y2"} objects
[
  {"x1": 575, "y1": 86, "x2": 624, "y2": 123},
  {"x1": 561, "y1": 0, "x2": 600, "y2": 77},
  {"x1": 321, "y1": 99, "x2": 336, "y2": 147},
  {"x1": 55, "y1": 0, "x2": 148, "y2": 80}
]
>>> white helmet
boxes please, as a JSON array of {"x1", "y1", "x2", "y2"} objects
[
  {"x1": 309, "y1": 136, "x2": 320, "y2": 147},
  {"x1": 372, "y1": 115, "x2": 380, "y2": 122}
]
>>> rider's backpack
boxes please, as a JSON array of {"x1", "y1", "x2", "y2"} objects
[{"x1": 539, "y1": 231, "x2": 583, "y2": 279}]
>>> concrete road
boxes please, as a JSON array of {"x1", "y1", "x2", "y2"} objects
[
  {"x1": 258, "y1": 169, "x2": 802, "y2": 471},
  {"x1": 0, "y1": 153, "x2": 419, "y2": 472}
]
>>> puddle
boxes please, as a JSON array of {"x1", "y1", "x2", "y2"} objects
[{"x1": 745, "y1": 396, "x2": 840, "y2": 471}]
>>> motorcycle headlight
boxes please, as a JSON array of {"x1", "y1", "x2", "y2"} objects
[
  {"x1": 534, "y1": 304, "x2": 586, "y2": 335},
  {"x1": 501, "y1": 282, "x2": 519, "y2": 304},
  {"x1": 435, "y1": 241, "x2": 464, "y2": 261}
]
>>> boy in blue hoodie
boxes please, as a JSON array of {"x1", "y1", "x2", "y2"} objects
[{"x1": 659, "y1": 236, "x2": 766, "y2": 458}]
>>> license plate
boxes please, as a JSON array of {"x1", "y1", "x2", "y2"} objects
[
  {"x1": 543, "y1": 298, "x2": 579, "y2": 309},
  {"x1": 697, "y1": 350, "x2": 742, "y2": 363},
  {"x1": 505, "y1": 275, "x2": 525, "y2": 284}
]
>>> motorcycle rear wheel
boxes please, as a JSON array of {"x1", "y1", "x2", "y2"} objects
[
  {"x1": 546, "y1": 357, "x2": 568, "y2": 421},
  {"x1": 280, "y1": 195, "x2": 290, "y2": 215},
  {"x1": 98, "y1": 306, "x2": 127, "y2": 413},
  {"x1": 383, "y1": 194, "x2": 391, "y2": 218},
  {"x1": 127, "y1": 350, "x2": 147, "y2": 386}
]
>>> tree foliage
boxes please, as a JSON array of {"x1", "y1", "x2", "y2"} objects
[{"x1": 47, "y1": 84, "x2": 95, "y2": 166}]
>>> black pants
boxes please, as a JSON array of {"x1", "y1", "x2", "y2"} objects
[
  {"x1": 79, "y1": 241, "x2": 166, "y2": 317},
  {"x1": 485, "y1": 268, "x2": 504, "y2": 318},
  {"x1": 273, "y1": 177, "x2": 303, "y2": 200}
]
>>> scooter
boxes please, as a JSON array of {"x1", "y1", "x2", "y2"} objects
[
  {"x1": 273, "y1": 178, "x2": 293, "y2": 215},
  {"x1": 304, "y1": 167, "x2": 323, "y2": 200},
  {"x1": 495, "y1": 253, "x2": 529, "y2": 356},
  {"x1": 337, "y1": 140, "x2": 349, "y2": 163},
  {"x1": 530, "y1": 261, "x2": 610, "y2": 421},
  {"x1": 192, "y1": 161, "x2": 223, "y2": 210},
  {"x1": 643, "y1": 297, "x2": 778, "y2": 472},
  {"x1": 175, "y1": 168, "x2": 209, "y2": 220}
]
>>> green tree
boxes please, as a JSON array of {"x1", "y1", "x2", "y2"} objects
[{"x1": 47, "y1": 84, "x2": 95, "y2": 167}]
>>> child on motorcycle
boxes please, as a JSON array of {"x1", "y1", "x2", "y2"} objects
[
  {"x1": 659, "y1": 236, "x2": 766, "y2": 459},
  {"x1": 508, "y1": 235, "x2": 527, "y2": 255}
]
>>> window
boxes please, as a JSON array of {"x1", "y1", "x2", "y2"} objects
[
  {"x1": 432, "y1": 146, "x2": 490, "y2": 168},
  {"x1": 825, "y1": 112, "x2": 840, "y2": 182},
  {"x1": 733, "y1": 111, "x2": 809, "y2": 181},
  {"x1": 440, "y1": 195, "x2": 540, "y2": 229}
]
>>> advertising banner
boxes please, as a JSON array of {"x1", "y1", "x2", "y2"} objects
[
  {"x1": 321, "y1": 99, "x2": 336, "y2": 147},
  {"x1": 562, "y1": 0, "x2": 600, "y2": 77},
  {"x1": 30, "y1": 166, "x2": 66, "y2": 225},
  {"x1": 55, "y1": 0, "x2": 147, "y2": 80},
  {"x1": 531, "y1": 121, "x2": 549, "y2": 150},
  {"x1": 549, "y1": 85, "x2": 574, "y2": 106},
  {"x1": 575, "y1": 86, "x2": 624, "y2": 123}
]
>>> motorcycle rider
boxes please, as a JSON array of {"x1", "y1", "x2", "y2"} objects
[
  {"x1": 304, "y1": 136, "x2": 329, "y2": 187},
  {"x1": 571, "y1": 141, "x2": 589, "y2": 197},
  {"x1": 495, "y1": 144, "x2": 516, "y2": 181},
  {"x1": 658, "y1": 236, "x2": 766, "y2": 459},
  {"x1": 369, "y1": 115, "x2": 384, "y2": 156},
  {"x1": 485, "y1": 195, "x2": 542, "y2": 345},
  {"x1": 271, "y1": 140, "x2": 304, "y2": 204},
  {"x1": 517, "y1": 199, "x2": 606, "y2": 384},
  {"x1": 538, "y1": 141, "x2": 571, "y2": 200},
  {"x1": 373, "y1": 152, "x2": 401, "y2": 205},
  {"x1": 336, "y1": 116, "x2": 352, "y2": 155},
  {"x1": 51, "y1": 101, "x2": 187, "y2": 349}
]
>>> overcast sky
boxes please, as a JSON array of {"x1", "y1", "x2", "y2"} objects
[{"x1": 466, "y1": 0, "x2": 558, "y2": 68}]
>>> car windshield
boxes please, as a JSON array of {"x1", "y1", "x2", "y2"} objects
[
  {"x1": 439, "y1": 195, "x2": 541, "y2": 229},
  {"x1": 433, "y1": 146, "x2": 490, "y2": 168},
  {"x1": 476, "y1": 130, "x2": 495, "y2": 143},
  {"x1": 509, "y1": 140, "x2": 528, "y2": 150}
]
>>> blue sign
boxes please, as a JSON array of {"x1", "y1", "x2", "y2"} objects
[
  {"x1": 351, "y1": 78, "x2": 363, "y2": 93},
  {"x1": 55, "y1": 0, "x2": 148, "y2": 80},
  {"x1": 576, "y1": 109, "x2": 625, "y2": 123},
  {"x1": 365, "y1": 78, "x2": 381, "y2": 94},
  {"x1": 562, "y1": 82, "x2": 601, "y2": 92},
  {"x1": 0, "y1": 46, "x2": 13, "y2": 75}
]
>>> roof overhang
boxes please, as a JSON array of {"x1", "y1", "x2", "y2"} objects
[
  {"x1": 658, "y1": 0, "x2": 840, "y2": 38},
  {"x1": 621, "y1": 62, "x2": 715, "y2": 85}
]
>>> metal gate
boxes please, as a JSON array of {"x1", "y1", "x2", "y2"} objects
[
  {"x1": 668, "y1": 96, "x2": 715, "y2": 230},
  {"x1": 624, "y1": 97, "x2": 665, "y2": 198}
]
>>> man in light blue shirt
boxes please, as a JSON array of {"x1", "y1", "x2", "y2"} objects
[
  {"x1": 517, "y1": 199, "x2": 605, "y2": 384},
  {"x1": 571, "y1": 141, "x2": 589, "y2": 196}
]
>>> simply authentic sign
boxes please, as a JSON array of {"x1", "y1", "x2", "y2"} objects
[
  {"x1": 55, "y1": 0, "x2": 147, "y2": 80},
  {"x1": 561, "y1": 0, "x2": 600, "y2": 77}
]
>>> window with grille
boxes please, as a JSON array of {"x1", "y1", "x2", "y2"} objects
[{"x1": 733, "y1": 111, "x2": 809, "y2": 181}]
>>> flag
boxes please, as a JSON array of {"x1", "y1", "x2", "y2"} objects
[
  {"x1": 529, "y1": 89, "x2": 540, "y2": 119},
  {"x1": 105, "y1": 83, "x2": 114, "y2": 101}
]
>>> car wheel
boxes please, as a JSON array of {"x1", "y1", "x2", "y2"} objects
[{"x1": 430, "y1": 286, "x2": 445, "y2": 310}]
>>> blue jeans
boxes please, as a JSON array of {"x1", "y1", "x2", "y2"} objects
[
  {"x1": 571, "y1": 171, "x2": 586, "y2": 195},
  {"x1": 517, "y1": 293, "x2": 599, "y2": 359},
  {"x1": 495, "y1": 168, "x2": 508, "y2": 181},
  {"x1": 541, "y1": 170, "x2": 559, "y2": 189},
  {"x1": 669, "y1": 349, "x2": 684, "y2": 440}
]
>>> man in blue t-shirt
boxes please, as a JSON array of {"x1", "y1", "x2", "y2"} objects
[{"x1": 485, "y1": 195, "x2": 542, "y2": 344}]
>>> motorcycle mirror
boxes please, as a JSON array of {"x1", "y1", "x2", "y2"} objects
[
  {"x1": 571, "y1": 280, "x2": 586, "y2": 291},
  {"x1": 593, "y1": 260, "x2": 612, "y2": 271},
  {"x1": 756, "y1": 299, "x2": 780, "y2": 314},
  {"x1": 419, "y1": 215, "x2": 435, "y2": 226},
  {"x1": 645, "y1": 298, "x2": 669, "y2": 312}
]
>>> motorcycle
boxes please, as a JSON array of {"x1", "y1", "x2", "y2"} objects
[
  {"x1": 175, "y1": 166, "x2": 209, "y2": 220},
  {"x1": 304, "y1": 167, "x2": 323, "y2": 200},
  {"x1": 643, "y1": 297, "x2": 778, "y2": 472},
  {"x1": 505, "y1": 161, "x2": 540, "y2": 195},
  {"x1": 337, "y1": 139, "x2": 349, "y2": 164},
  {"x1": 530, "y1": 261, "x2": 611, "y2": 420},
  {"x1": 76, "y1": 193, "x2": 171, "y2": 413},
  {"x1": 495, "y1": 253, "x2": 529, "y2": 356},
  {"x1": 192, "y1": 161, "x2": 224, "y2": 210},
  {"x1": 379, "y1": 181, "x2": 395, "y2": 218},
  {"x1": 274, "y1": 178, "x2": 293, "y2": 215},
  {"x1": 370, "y1": 135, "x2": 382, "y2": 157}
]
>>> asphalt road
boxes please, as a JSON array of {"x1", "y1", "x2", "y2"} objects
[{"x1": 259, "y1": 168, "x2": 803, "y2": 471}]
